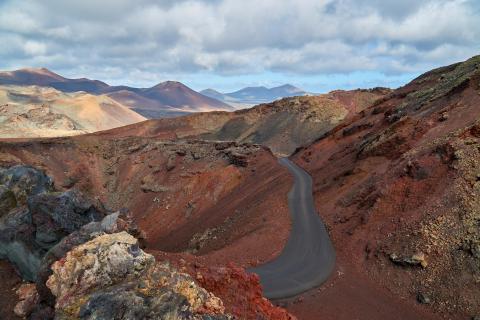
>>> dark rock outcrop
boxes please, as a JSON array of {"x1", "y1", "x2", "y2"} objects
[{"x1": 0, "y1": 166, "x2": 104, "y2": 281}]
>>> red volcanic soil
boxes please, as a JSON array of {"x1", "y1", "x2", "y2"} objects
[
  {"x1": 0, "y1": 134, "x2": 293, "y2": 318},
  {"x1": 0, "y1": 261, "x2": 21, "y2": 319},
  {"x1": 287, "y1": 56, "x2": 480, "y2": 319},
  {"x1": 0, "y1": 135, "x2": 292, "y2": 269}
]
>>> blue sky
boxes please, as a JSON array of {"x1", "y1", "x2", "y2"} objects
[{"x1": 0, "y1": 0, "x2": 478, "y2": 93}]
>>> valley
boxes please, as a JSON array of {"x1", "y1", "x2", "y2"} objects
[{"x1": 0, "y1": 6, "x2": 479, "y2": 316}]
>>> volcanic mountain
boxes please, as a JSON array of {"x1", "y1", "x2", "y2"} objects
[
  {"x1": 0, "y1": 85, "x2": 146, "y2": 138},
  {"x1": 201, "y1": 84, "x2": 310, "y2": 108},
  {"x1": 0, "y1": 68, "x2": 233, "y2": 118}
]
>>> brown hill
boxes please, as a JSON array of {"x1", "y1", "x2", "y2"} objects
[
  {"x1": 0, "y1": 68, "x2": 233, "y2": 118},
  {"x1": 97, "y1": 88, "x2": 389, "y2": 155},
  {"x1": 0, "y1": 85, "x2": 146, "y2": 138},
  {"x1": 286, "y1": 55, "x2": 480, "y2": 319}
]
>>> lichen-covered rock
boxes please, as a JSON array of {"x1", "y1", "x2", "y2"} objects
[
  {"x1": 0, "y1": 165, "x2": 53, "y2": 205},
  {"x1": 46, "y1": 232, "x2": 230, "y2": 320},
  {"x1": 36, "y1": 210, "x2": 143, "y2": 305}
]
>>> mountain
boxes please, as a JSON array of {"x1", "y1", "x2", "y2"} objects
[
  {"x1": 0, "y1": 68, "x2": 233, "y2": 118},
  {"x1": 95, "y1": 88, "x2": 389, "y2": 156},
  {"x1": 142, "y1": 81, "x2": 233, "y2": 113},
  {"x1": 0, "y1": 85, "x2": 146, "y2": 138},
  {"x1": 201, "y1": 84, "x2": 310, "y2": 108}
]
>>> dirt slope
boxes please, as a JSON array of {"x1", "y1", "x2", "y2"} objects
[
  {"x1": 288, "y1": 55, "x2": 480, "y2": 319},
  {"x1": 0, "y1": 85, "x2": 146, "y2": 138},
  {"x1": 0, "y1": 134, "x2": 291, "y2": 269}
]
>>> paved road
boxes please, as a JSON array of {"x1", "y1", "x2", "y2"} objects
[{"x1": 249, "y1": 158, "x2": 336, "y2": 299}]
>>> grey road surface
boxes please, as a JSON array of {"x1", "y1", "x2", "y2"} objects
[{"x1": 249, "y1": 158, "x2": 336, "y2": 299}]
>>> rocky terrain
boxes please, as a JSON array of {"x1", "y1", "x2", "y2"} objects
[
  {"x1": 0, "y1": 165, "x2": 293, "y2": 319},
  {"x1": 0, "y1": 68, "x2": 233, "y2": 118},
  {"x1": 0, "y1": 85, "x2": 146, "y2": 138},
  {"x1": 101, "y1": 88, "x2": 389, "y2": 155},
  {"x1": 2, "y1": 54, "x2": 480, "y2": 319},
  {"x1": 286, "y1": 55, "x2": 480, "y2": 319}
]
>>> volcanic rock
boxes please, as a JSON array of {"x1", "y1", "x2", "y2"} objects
[
  {"x1": 46, "y1": 232, "x2": 230, "y2": 320},
  {"x1": 0, "y1": 166, "x2": 104, "y2": 281},
  {"x1": 14, "y1": 283, "x2": 39, "y2": 318}
]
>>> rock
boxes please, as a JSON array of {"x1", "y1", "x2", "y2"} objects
[
  {"x1": 166, "y1": 154, "x2": 176, "y2": 171},
  {"x1": 0, "y1": 165, "x2": 53, "y2": 204},
  {"x1": 46, "y1": 232, "x2": 231, "y2": 320},
  {"x1": 35, "y1": 209, "x2": 142, "y2": 305},
  {"x1": 14, "y1": 283, "x2": 39, "y2": 318},
  {"x1": 417, "y1": 292, "x2": 431, "y2": 304},
  {"x1": 0, "y1": 187, "x2": 104, "y2": 281},
  {"x1": 47, "y1": 232, "x2": 155, "y2": 310},
  {"x1": 389, "y1": 252, "x2": 428, "y2": 268},
  {"x1": 439, "y1": 112, "x2": 449, "y2": 122},
  {"x1": 28, "y1": 190, "x2": 104, "y2": 249},
  {"x1": 0, "y1": 185, "x2": 16, "y2": 216},
  {"x1": 225, "y1": 151, "x2": 248, "y2": 167}
]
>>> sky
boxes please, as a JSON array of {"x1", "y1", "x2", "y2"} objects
[{"x1": 0, "y1": 0, "x2": 479, "y2": 93}]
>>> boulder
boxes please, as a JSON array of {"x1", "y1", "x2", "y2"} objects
[
  {"x1": 46, "y1": 232, "x2": 230, "y2": 320},
  {"x1": 13, "y1": 283, "x2": 39, "y2": 318},
  {"x1": 0, "y1": 187, "x2": 104, "y2": 281},
  {"x1": 0, "y1": 165, "x2": 53, "y2": 205}
]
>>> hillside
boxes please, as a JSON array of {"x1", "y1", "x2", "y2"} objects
[
  {"x1": 287, "y1": 55, "x2": 480, "y2": 319},
  {"x1": 0, "y1": 85, "x2": 146, "y2": 138},
  {"x1": 0, "y1": 68, "x2": 233, "y2": 118},
  {"x1": 101, "y1": 88, "x2": 389, "y2": 155}
]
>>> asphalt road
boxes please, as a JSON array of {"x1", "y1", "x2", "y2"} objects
[{"x1": 249, "y1": 158, "x2": 336, "y2": 299}]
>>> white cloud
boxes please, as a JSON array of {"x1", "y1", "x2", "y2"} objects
[{"x1": 0, "y1": 0, "x2": 478, "y2": 86}]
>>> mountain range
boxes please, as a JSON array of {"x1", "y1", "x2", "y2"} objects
[
  {"x1": 0, "y1": 68, "x2": 233, "y2": 118},
  {"x1": 1, "y1": 55, "x2": 480, "y2": 320},
  {"x1": 201, "y1": 84, "x2": 310, "y2": 107}
]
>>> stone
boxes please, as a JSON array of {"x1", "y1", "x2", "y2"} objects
[
  {"x1": 28, "y1": 190, "x2": 104, "y2": 249},
  {"x1": 14, "y1": 283, "x2": 39, "y2": 318},
  {"x1": 0, "y1": 165, "x2": 53, "y2": 204},
  {"x1": 0, "y1": 185, "x2": 16, "y2": 216},
  {"x1": 389, "y1": 252, "x2": 428, "y2": 268},
  {"x1": 46, "y1": 232, "x2": 230, "y2": 319},
  {"x1": 166, "y1": 154, "x2": 176, "y2": 171},
  {"x1": 417, "y1": 292, "x2": 431, "y2": 304},
  {"x1": 0, "y1": 187, "x2": 104, "y2": 281}
]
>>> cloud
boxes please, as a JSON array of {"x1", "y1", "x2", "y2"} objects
[{"x1": 0, "y1": 0, "x2": 478, "y2": 89}]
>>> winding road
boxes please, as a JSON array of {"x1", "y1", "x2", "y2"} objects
[{"x1": 249, "y1": 158, "x2": 336, "y2": 299}]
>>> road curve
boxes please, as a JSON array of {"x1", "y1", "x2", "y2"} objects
[{"x1": 249, "y1": 158, "x2": 336, "y2": 299}]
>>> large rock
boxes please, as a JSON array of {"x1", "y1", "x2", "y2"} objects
[
  {"x1": 0, "y1": 175, "x2": 104, "y2": 281},
  {"x1": 0, "y1": 165, "x2": 53, "y2": 205},
  {"x1": 35, "y1": 210, "x2": 143, "y2": 305},
  {"x1": 46, "y1": 232, "x2": 230, "y2": 320}
]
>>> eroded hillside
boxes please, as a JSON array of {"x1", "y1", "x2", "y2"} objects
[
  {"x1": 0, "y1": 134, "x2": 292, "y2": 268},
  {"x1": 100, "y1": 88, "x2": 389, "y2": 155},
  {"x1": 289, "y1": 55, "x2": 480, "y2": 319}
]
